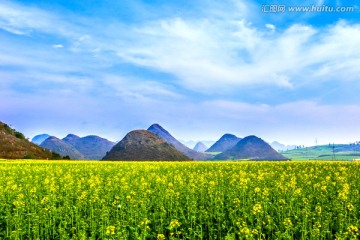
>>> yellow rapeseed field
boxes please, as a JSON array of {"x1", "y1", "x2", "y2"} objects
[{"x1": 0, "y1": 160, "x2": 359, "y2": 239}]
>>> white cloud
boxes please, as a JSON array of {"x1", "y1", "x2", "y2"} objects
[
  {"x1": 0, "y1": 2, "x2": 53, "y2": 33},
  {"x1": 52, "y1": 44, "x2": 63, "y2": 48},
  {"x1": 0, "y1": 1, "x2": 83, "y2": 39},
  {"x1": 102, "y1": 75, "x2": 184, "y2": 101},
  {"x1": 113, "y1": 18, "x2": 360, "y2": 93},
  {"x1": 1, "y1": 1, "x2": 360, "y2": 95},
  {"x1": 1, "y1": 0, "x2": 360, "y2": 147},
  {"x1": 265, "y1": 23, "x2": 275, "y2": 31}
]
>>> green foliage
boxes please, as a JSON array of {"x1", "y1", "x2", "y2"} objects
[
  {"x1": 50, "y1": 152, "x2": 62, "y2": 160},
  {"x1": 14, "y1": 131, "x2": 26, "y2": 140},
  {"x1": 23, "y1": 154, "x2": 36, "y2": 159},
  {"x1": 282, "y1": 145, "x2": 360, "y2": 160},
  {"x1": 0, "y1": 123, "x2": 56, "y2": 159},
  {"x1": 2, "y1": 123, "x2": 26, "y2": 140},
  {"x1": 2, "y1": 124, "x2": 12, "y2": 134},
  {"x1": 0, "y1": 161, "x2": 359, "y2": 239}
]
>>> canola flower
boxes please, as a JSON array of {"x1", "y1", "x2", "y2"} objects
[{"x1": 0, "y1": 160, "x2": 359, "y2": 239}]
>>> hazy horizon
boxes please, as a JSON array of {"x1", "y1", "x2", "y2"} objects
[{"x1": 1, "y1": 0, "x2": 360, "y2": 146}]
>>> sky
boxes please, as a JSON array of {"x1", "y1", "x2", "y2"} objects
[{"x1": 1, "y1": 0, "x2": 360, "y2": 146}]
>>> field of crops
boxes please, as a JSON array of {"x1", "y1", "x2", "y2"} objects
[{"x1": 1, "y1": 160, "x2": 359, "y2": 239}]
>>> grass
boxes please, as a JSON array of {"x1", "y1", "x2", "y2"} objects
[
  {"x1": 281, "y1": 144, "x2": 360, "y2": 160},
  {"x1": 204, "y1": 152, "x2": 222, "y2": 156}
]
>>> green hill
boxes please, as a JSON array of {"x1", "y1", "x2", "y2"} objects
[
  {"x1": 215, "y1": 135, "x2": 288, "y2": 160},
  {"x1": 103, "y1": 130, "x2": 191, "y2": 161},
  {"x1": 0, "y1": 122, "x2": 63, "y2": 159},
  {"x1": 41, "y1": 136, "x2": 84, "y2": 160},
  {"x1": 281, "y1": 144, "x2": 360, "y2": 160}
]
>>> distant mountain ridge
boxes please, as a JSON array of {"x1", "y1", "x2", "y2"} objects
[
  {"x1": 41, "y1": 136, "x2": 85, "y2": 160},
  {"x1": 63, "y1": 134, "x2": 115, "y2": 160},
  {"x1": 193, "y1": 142, "x2": 208, "y2": 152},
  {"x1": 148, "y1": 124, "x2": 212, "y2": 160},
  {"x1": 206, "y1": 134, "x2": 241, "y2": 152},
  {"x1": 63, "y1": 134, "x2": 81, "y2": 146},
  {"x1": 31, "y1": 134, "x2": 50, "y2": 145},
  {"x1": 270, "y1": 141, "x2": 296, "y2": 152},
  {"x1": 215, "y1": 135, "x2": 288, "y2": 160},
  {"x1": 38, "y1": 133, "x2": 115, "y2": 160},
  {"x1": 103, "y1": 130, "x2": 190, "y2": 161},
  {"x1": 180, "y1": 140, "x2": 216, "y2": 149}
]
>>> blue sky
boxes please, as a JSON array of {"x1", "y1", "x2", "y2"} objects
[{"x1": 1, "y1": 0, "x2": 360, "y2": 145}]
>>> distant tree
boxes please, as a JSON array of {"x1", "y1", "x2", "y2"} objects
[
  {"x1": 51, "y1": 152, "x2": 62, "y2": 160},
  {"x1": 23, "y1": 154, "x2": 36, "y2": 159},
  {"x1": 3, "y1": 124, "x2": 12, "y2": 134},
  {"x1": 14, "y1": 131, "x2": 26, "y2": 140}
]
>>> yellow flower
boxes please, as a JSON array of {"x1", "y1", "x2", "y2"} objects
[
  {"x1": 12, "y1": 200, "x2": 25, "y2": 208},
  {"x1": 315, "y1": 206, "x2": 322, "y2": 215},
  {"x1": 346, "y1": 225, "x2": 359, "y2": 237},
  {"x1": 157, "y1": 233, "x2": 165, "y2": 239},
  {"x1": 240, "y1": 227, "x2": 251, "y2": 236},
  {"x1": 252, "y1": 203, "x2": 263, "y2": 215},
  {"x1": 347, "y1": 204, "x2": 355, "y2": 212},
  {"x1": 140, "y1": 218, "x2": 150, "y2": 226},
  {"x1": 169, "y1": 219, "x2": 181, "y2": 229},
  {"x1": 283, "y1": 218, "x2": 293, "y2": 228},
  {"x1": 105, "y1": 226, "x2": 116, "y2": 235},
  {"x1": 41, "y1": 196, "x2": 48, "y2": 205}
]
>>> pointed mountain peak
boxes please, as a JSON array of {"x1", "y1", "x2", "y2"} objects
[
  {"x1": 206, "y1": 133, "x2": 241, "y2": 153},
  {"x1": 193, "y1": 142, "x2": 208, "y2": 152},
  {"x1": 148, "y1": 123, "x2": 171, "y2": 135},
  {"x1": 148, "y1": 123, "x2": 162, "y2": 129},
  {"x1": 102, "y1": 130, "x2": 190, "y2": 161},
  {"x1": 148, "y1": 123, "x2": 212, "y2": 160}
]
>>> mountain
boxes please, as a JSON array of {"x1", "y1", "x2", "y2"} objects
[
  {"x1": 270, "y1": 141, "x2": 296, "y2": 152},
  {"x1": 102, "y1": 130, "x2": 190, "y2": 161},
  {"x1": 193, "y1": 142, "x2": 208, "y2": 152},
  {"x1": 64, "y1": 135, "x2": 115, "y2": 160},
  {"x1": 62, "y1": 134, "x2": 115, "y2": 160},
  {"x1": 63, "y1": 134, "x2": 81, "y2": 146},
  {"x1": 31, "y1": 134, "x2": 50, "y2": 145},
  {"x1": 40, "y1": 137, "x2": 84, "y2": 160},
  {"x1": 215, "y1": 135, "x2": 288, "y2": 160},
  {"x1": 148, "y1": 124, "x2": 212, "y2": 160},
  {"x1": 0, "y1": 122, "x2": 61, "y2": 159},
  {"x1": 180, "y1": 140, "x2": 216, "y2": 149},
  {"x1": 206, "y1": 134, "x2": 241, "y2": 152}
]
